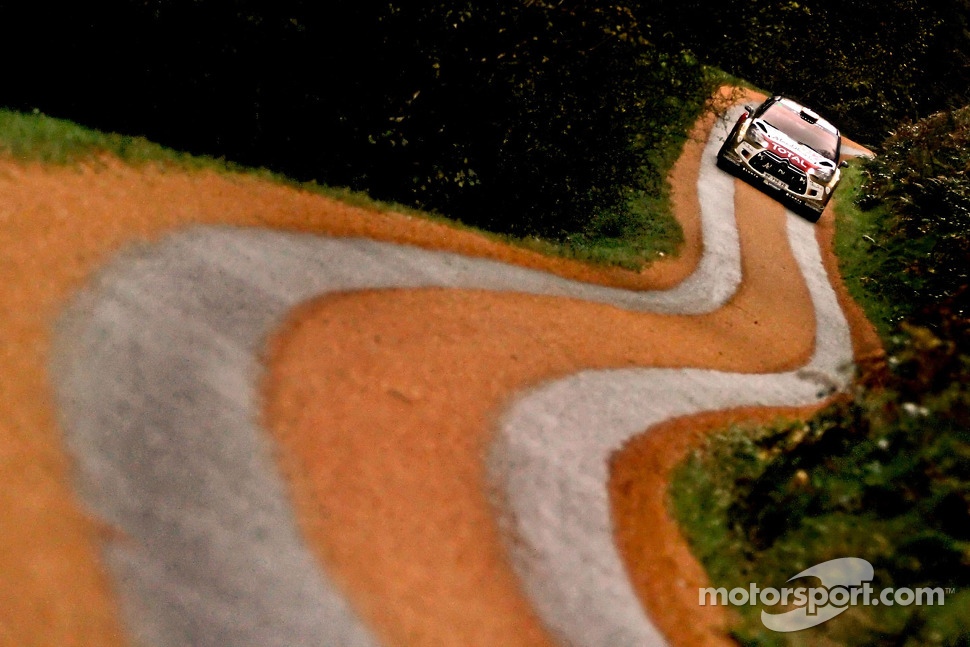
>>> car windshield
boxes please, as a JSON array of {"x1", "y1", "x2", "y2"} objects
[{"x1": 760, "y1": 103, "x2": 839, "y2": 161}]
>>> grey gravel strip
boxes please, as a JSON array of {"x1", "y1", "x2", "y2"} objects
[
  {"x1": 51, "y1": 108, "x2": 746, "y2": 647},
  {"x1": 487, "y1": 214, "x2": 854, "y2": 647}
]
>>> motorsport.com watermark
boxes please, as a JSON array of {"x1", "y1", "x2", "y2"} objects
[{"x1": 699, "y1": 557, "x2": 953, "y2": 632}]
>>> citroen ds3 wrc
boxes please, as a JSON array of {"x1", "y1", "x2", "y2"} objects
[{"x1": 717, "y1": 96, "x2": 848, "y2": 222}]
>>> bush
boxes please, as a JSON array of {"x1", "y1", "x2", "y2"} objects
[
  {"x1": 673, "y1": 318, "x2": 970, "y2": 646},
  {"x1": 856, "y1": 105, "x2": 970, "y2": 324},
  {"x1": 640, "y1": 0, "x2": 970, "y2": 148},
  {"x1": 355, "y1": 2, "x2": 711, "y2": 237},
  {"x1": 0, "y1": 1, "x2": 712, "y2": 241}
]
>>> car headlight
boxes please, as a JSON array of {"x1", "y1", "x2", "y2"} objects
[
  {"x1": 743, "y1": 124, "x2": 767, "y2": 146},
  {"x1": 812, "y1": 166, "x2": 835, "y2": 183}
]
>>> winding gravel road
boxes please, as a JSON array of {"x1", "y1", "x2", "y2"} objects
[{"x1": 51, "y1": 104, "x2": 854, "y2": 646}]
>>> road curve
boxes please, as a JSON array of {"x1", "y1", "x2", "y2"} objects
[
  {"x1": 50, "y1": 104, "x2": 849, "y2": 646},
  {"x1": 488, "y1": 212, "x2": 852, "y2": 647}
]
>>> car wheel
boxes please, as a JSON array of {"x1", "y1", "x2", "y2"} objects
[
  {"x1": 717, "y1": 125, "x2": 739, "y2": 159},
  {"x1": 716, "y1": 122, "x2": 742, "y2": 171},
  {"x1": 716, "y1": 151, "x2": 734, "y2": 172},
  {"x1": 799, "y1": 204, "x2": 824, "y2": 223}
]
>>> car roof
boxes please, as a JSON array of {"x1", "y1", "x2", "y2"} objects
[{"x1": 772, "y1": 97, "x2": 840, "y2": 137}]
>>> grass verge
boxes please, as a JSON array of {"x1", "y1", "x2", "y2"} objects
[
  {"x1": 0, "y1": 102, "x2": 709, "y2": 271},
  {"x1": 831, "y1": 161, "x2": 924, "y2": 337},
  {"x1": 671, "y1": 407, "x2": 970, "y2": 647}
]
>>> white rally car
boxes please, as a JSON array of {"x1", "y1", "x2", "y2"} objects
[{"x1": 717, "y1": 96, "x2": 848, "y2": 221}]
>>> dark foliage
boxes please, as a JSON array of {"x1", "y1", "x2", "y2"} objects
[
  {"x1": 352, "y1": 3, "x2": 710, "y2": 236},
  {"x1": 856, "y1": 105, "x2": 970, "y2": 325},
  {"x1": 730, "y1": 309, "x2": 970, "y2": 581},
  {"x1": 0, "y1": 1, "x2": 710, "y2": 238},
  {"x1": 641, "y1": 0, "x2": 970, "y2": 148}
]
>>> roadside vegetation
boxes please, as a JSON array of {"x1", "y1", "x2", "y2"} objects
[
  {"x1": 0, "y1": 107, "x2": 447, "y2": 218},
  {"x1": 0, "y1": 2, "x2": 723, "y2": 270},
  {"x1": 0, "y1": 103, "x2": 697, "y2": 269},
  {"x1": 645, "y1": 0, "x2": 970, "y2": 149},
  {"x1": 2, "y1": 2, "x2": 965, "y2": 268},
  {"x1": 670, "y1": 105, "x2": 970, "y2": 645}
]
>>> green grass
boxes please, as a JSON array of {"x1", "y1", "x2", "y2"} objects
[
  {"x1": 831, "y1": 162, "x2": 919, "y2": 337},
  {"x1": 0, "y1": 107, "x2": 440, "y2": 216},
  {"x1": 0, "y1": 105, "x2": 706, "y2": 271},
  {"x1": 671, "y1": 412, "x2": 970, "y2": 647},
  {"x1": 0, "y1": 108, "x2": 181, "y2": 165}
]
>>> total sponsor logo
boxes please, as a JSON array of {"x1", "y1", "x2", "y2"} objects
[{"x1": 765, "y1": 139, "x2": 818, "y2": 172}]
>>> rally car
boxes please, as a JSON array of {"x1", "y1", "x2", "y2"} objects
[{"x1": 716, "y1": 96, "x2": 848, "y2": 221}]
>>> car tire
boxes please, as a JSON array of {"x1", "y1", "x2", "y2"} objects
[
  {"x1": 716, "y1": 127, "x2": 738, "y2": 160},
  {"x1": 799, "y1": 204, "x2": 824, "y2": 223},
  {"x1": 716, "y1": 122, "x2": 743, "y2": 171}
]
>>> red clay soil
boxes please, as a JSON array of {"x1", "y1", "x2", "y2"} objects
[{"x1": 0, "y1": 83, "x2": 878, "y2": 647}]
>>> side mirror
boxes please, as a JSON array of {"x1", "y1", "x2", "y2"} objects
[
  {"x1": 839, "y1": 160, "x2": 849, "y2": 168},
  {"x1": 743, "y1": 105, "x2": 754, "y2": 113}
]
